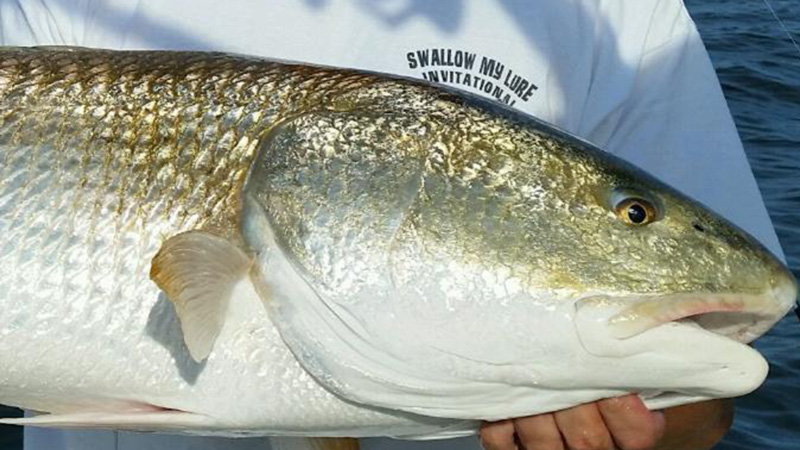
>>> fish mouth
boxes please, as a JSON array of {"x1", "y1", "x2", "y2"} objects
[{"x1": 605, "y1": 274, "x2": 798, "y2": 344}]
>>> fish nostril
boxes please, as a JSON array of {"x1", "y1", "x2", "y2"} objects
[{"x1": 693, "y1": 223, "x2": 706, "y2": 233}]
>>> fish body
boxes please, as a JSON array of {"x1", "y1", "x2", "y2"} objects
[{"x1": 0, "y1": 47, "x2": 795, "y2": 439}]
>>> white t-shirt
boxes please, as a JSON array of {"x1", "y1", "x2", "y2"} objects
[{"x1": 0, "y1": 1, "x2": 783, "y2": 449}]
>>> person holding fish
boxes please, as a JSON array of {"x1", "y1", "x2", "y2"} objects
[{"x1": 0, "y1": 1, "x2": 792, "y2": 450}]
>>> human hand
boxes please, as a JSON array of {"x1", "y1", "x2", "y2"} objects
[{"x1": 480, "y1": 394, "x2": 666, "y2": 450}]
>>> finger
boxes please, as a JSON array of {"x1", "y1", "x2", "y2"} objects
[
  {"x1": 514, "y1": 414, "x2": 565, "y2": 450},
  {"x1": 553, "y1": 403, "x2": 613, "y2": 450},
  {"x1": 598, "y1": 395, "x2": 666, "y2": 450},
  {"x1": 481, "y1": 420, "x2": 517, "y2": 450}
]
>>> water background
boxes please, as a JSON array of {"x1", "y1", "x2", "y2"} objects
[{"x1": 1, "y1": 1, "x2": 799, "y2": 448}]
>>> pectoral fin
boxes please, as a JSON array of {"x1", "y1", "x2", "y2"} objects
[{"x1": 150, "y1": 230, "x2": 253, "y2": 362}]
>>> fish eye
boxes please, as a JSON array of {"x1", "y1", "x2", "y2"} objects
[{"x1": 613, "y1": 197, "x2": 658, "y2": 226}]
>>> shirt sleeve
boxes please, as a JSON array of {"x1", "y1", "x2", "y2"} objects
[
  {"x1": 583, "y1": 0, "x2": 783, "y2": 259},
  {"x1": 0, "y1": 0, "x2": 58, "y2": 46},
  {"x1": 0, "y1": 0, "x2": 141, "y2": 48}
]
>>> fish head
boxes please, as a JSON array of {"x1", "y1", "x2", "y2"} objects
[
  {"x1": 242, "y1": 83, "x2": 797, "y2": 418},
  {"x1": 407, "y1": 102, "x2": 800, "y2": 410}
]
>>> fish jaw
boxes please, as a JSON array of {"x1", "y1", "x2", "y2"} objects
[
  {"x1": 573, "y1": 295, "x2": 771, "y2": 408},
  {"x1": 571, "y1": 268, "x2": 796, "y2": 408}
]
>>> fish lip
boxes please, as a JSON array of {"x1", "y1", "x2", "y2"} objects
[{"x1": 604, "y1": 287, "x2": 795, "y2": 344}]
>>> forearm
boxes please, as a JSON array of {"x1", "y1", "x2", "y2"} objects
[{"x1": 655, "y1": 399, "x2": 734, "y2": 450}]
